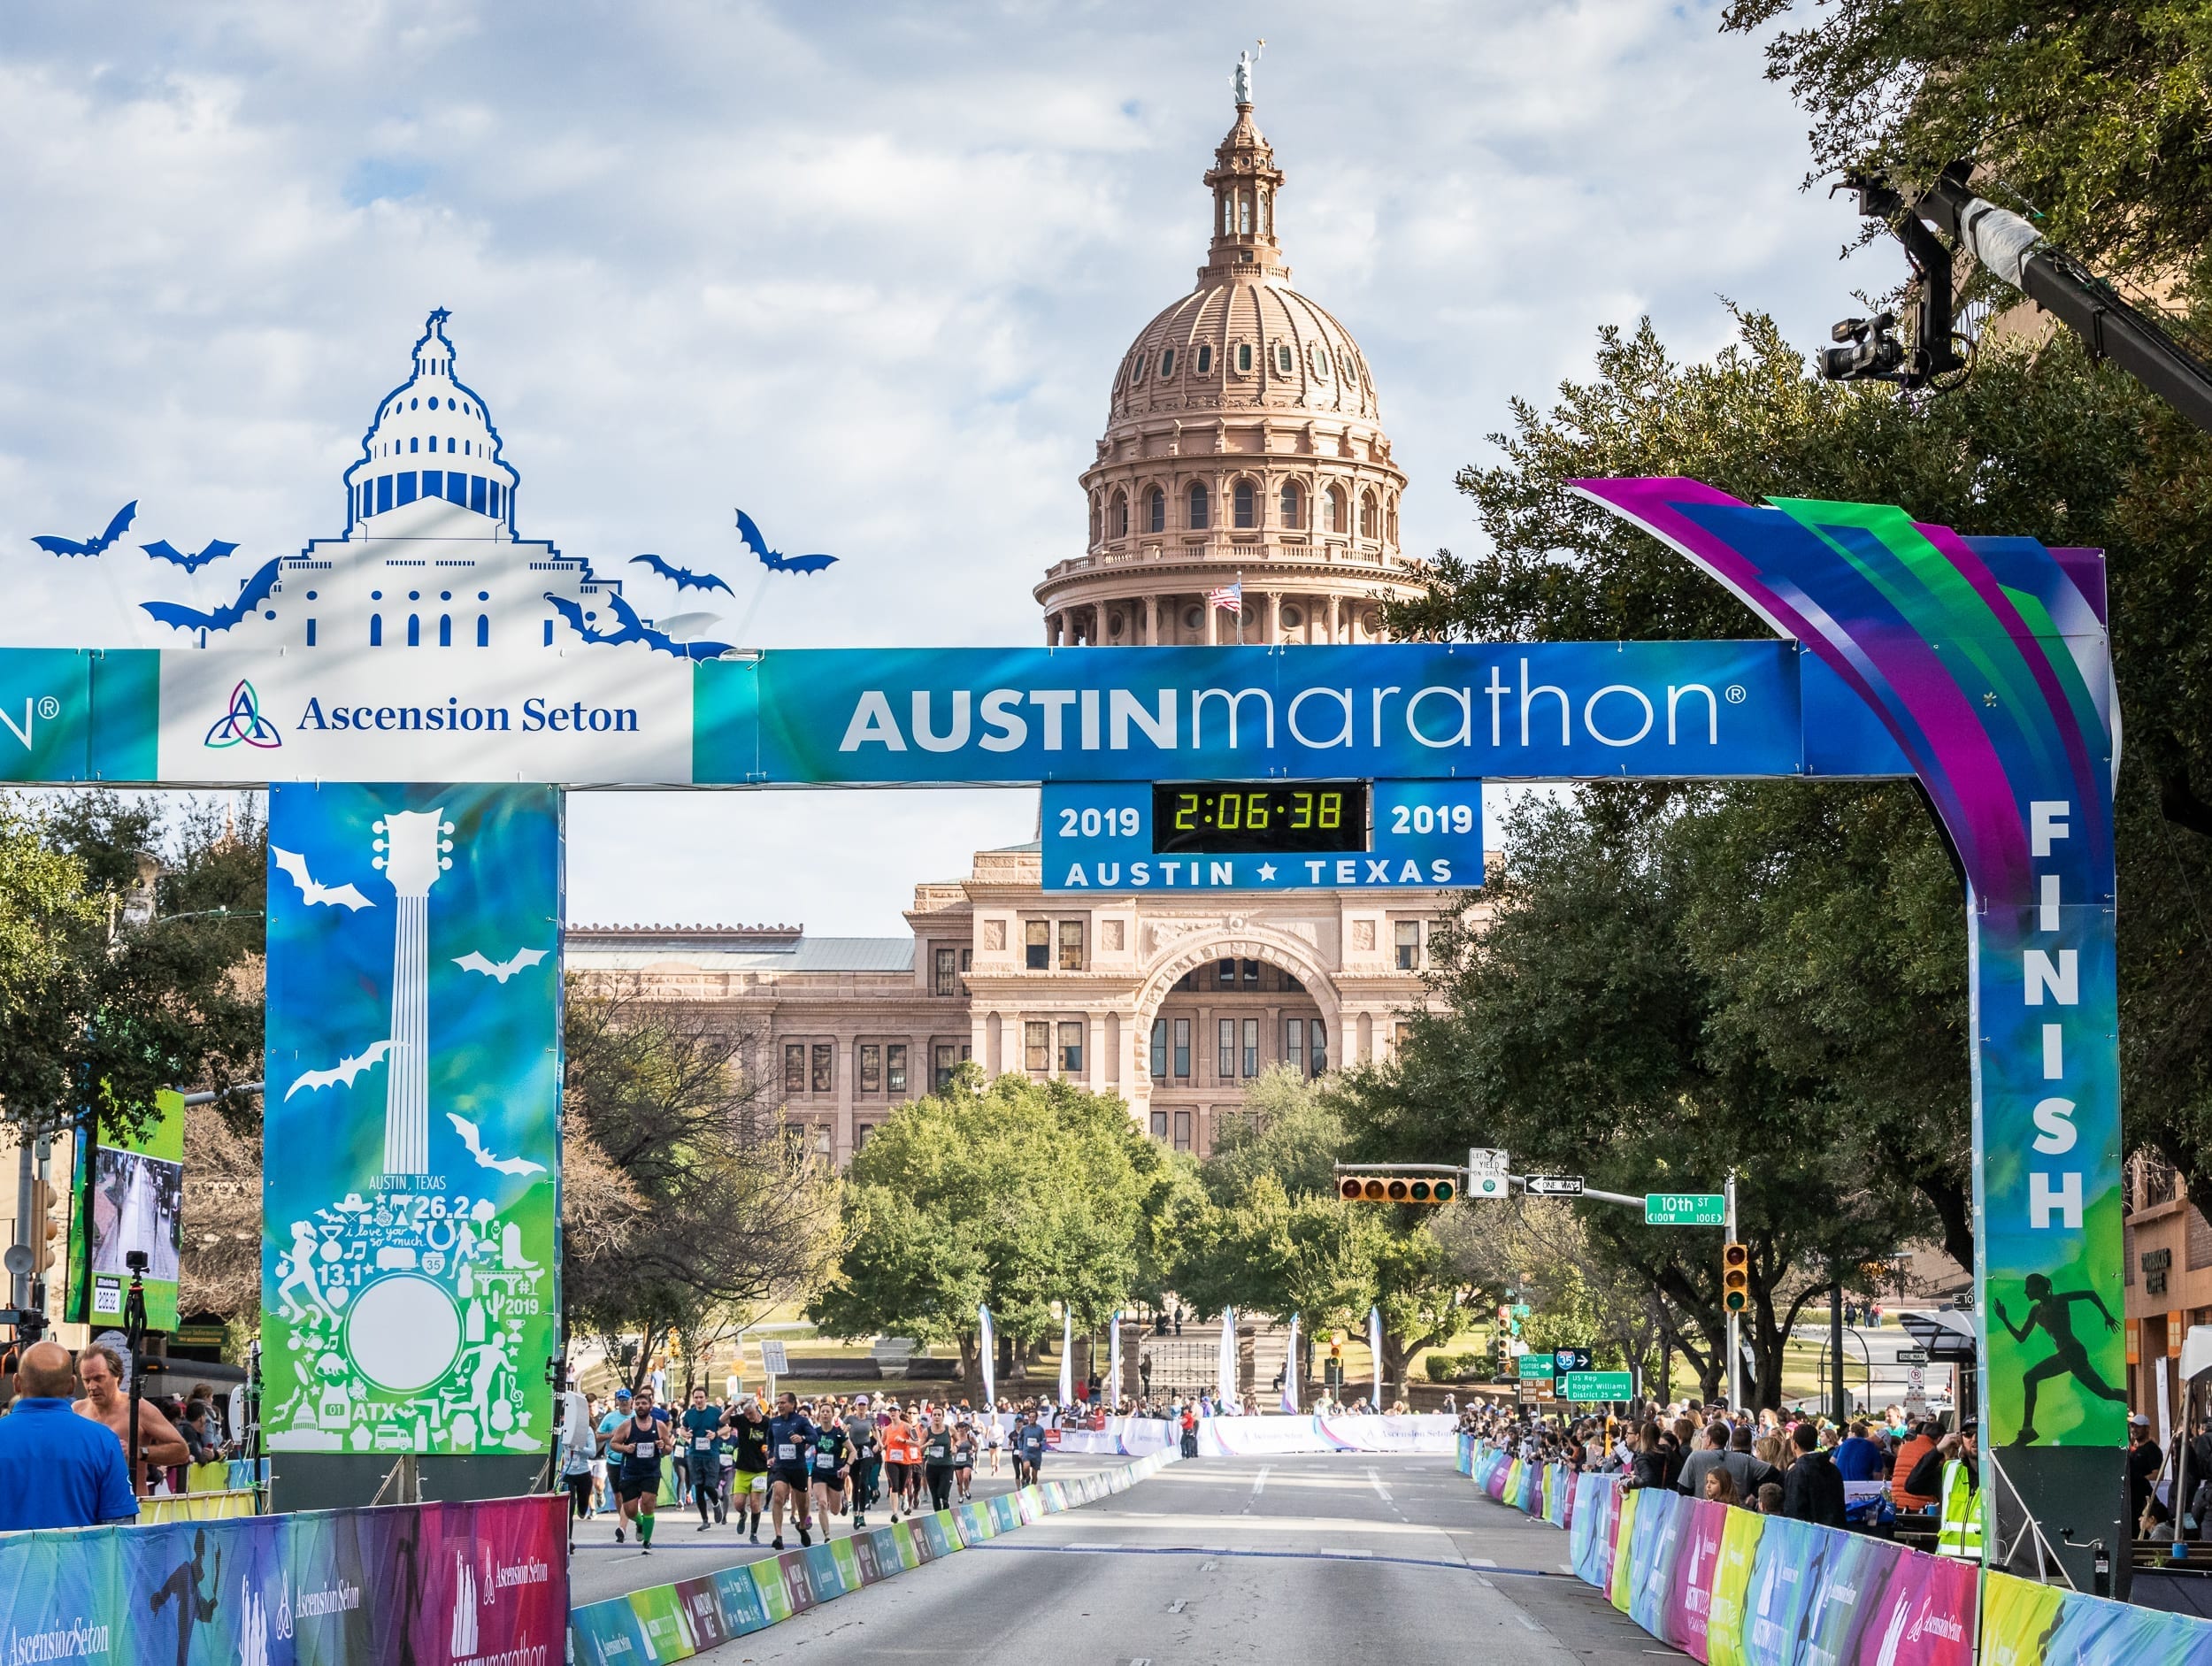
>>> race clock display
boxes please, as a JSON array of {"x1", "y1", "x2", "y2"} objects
[
  {"x1": 1041, "y1": 779, "x2": 1482, "y2": 894},
  {"x1": 1150, "y1": 781, "x2": 1368, "y2": 856}
]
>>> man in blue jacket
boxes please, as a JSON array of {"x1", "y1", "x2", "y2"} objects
[{"x1": 0, "y1": 1341, "x2": 139, "y2": 1530}]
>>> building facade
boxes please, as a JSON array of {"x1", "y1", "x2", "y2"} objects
[{"x1": 567, "y1": 86, "x2": 1454, "y2": 1162}]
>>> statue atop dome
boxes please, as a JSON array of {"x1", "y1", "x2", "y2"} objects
[{"x1": 1233, "y1": 43, "x2": 1260, "y2": 107}]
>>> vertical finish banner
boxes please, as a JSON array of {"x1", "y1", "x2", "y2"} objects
[
  {"x1": 262, "y1": 783, "x2": 562, "y2": 1456},
  {"x1": 1583, "y1": 480, "x2": 2127, "y2": 1572}
]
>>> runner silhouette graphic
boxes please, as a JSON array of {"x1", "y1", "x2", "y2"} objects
[{"x1": 1994, "y1": 1272, "x2": 2127, "y2": 1443}]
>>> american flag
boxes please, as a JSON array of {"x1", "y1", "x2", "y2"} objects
[{"x1": 1207, "y1": 580, "x2": 1243, "y2": 613}]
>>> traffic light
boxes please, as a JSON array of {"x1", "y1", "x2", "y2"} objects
[
  {"x1": 28, "y1": 1180, "x2": 60, "y2": 1281},
  {"x1": 1337, "y1": 1174, "x2": 1456, "y2": 1203},
  {"x1": 1722, "y1": 1241, "x2": 1751, "y2": 1313}
]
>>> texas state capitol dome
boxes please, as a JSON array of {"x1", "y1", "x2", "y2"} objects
[
  {"x1": 1036, "y1": 91, "x2": 1419, "y2": 645},
  {"x1": 569, "y1": 84, "x2": 1446, "y2": 1173}
]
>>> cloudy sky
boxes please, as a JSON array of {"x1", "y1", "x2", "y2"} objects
[{"x1": 1, "y1": 1, "x2": 1885, "y2": 933}]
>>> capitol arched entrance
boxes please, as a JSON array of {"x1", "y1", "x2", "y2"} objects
[{"x1": 1130, "y1": 935, "x2": 1340, "y2": 1158}]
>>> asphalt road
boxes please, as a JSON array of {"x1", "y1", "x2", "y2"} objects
[
  {"x1": 568, "y1": 1452, "x2": 1131, "y2": 1608},
  {"x1": 678, "y1": 1452, "x2": 1678, "y2": 1666}
]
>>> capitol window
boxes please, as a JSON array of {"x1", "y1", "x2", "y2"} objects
[
  {"x1": 859, "y1": 1044, "x2": 881, "y2": 1093},
  {"x1": 1195, "y1": 344, "x2": 1213, "y2": 374},
  {"x1": 1326, "y1": 485, "x2": 1347, "y2": 534},
  {"x1": 1150, "y1": 1018, "x2": 1167, "y2": 1080},
  {"x1": 1280, "y1": 481, "x2": 1303, "y2": 529},
  {"x1": 1275, "y1": 343, "x2": 1294, "y2": 374},
  {"x1": 1361, "y1": 491, "x2": 1379, "y2": 539},
  {"x1": 1311, "y1": 343, "x2": 1332, "y2": 377},
  {"x1": 1160, "y1": 347, "x2": 1175, "y2": 377},
  {"x1": 1187, "y1": 482, "x2": 1210, "y2": 531},
  {"x1": 1025, "y1": 1021, "x2": 1049, "y2": 1071},
  {"x1": 1146, "y1": 488, "x2": 1165, "y2": 534},
  {"x1": 1395, "y1": 920, "x2": 1423, "y2": 970},
  {"x1": 784, "y1": 1044, "x2": 805, "y2": 1094},
  {"x1": 1059, "y1": 1022, "x2": 1083, "y2": 1074},
  {"x1": 887, "y1": 1043, "x2": 908, "y2": 1094},
  {"x1": 1025, "y1": 920, "x2": 1050, "y2": 970},
  {"x1": 811, "y1": 1043, "x2": 833, "y2": 1094},
  {"x1": 1058, "y1": 920, "x2": 1084, "y2": 970},
  {"x1": 1133, "y1": 352, "x2": 1146, "y2": 384},
  {"x1": 1110, "y1": 491, "x2": 1129, "y2": 539},
  {"x1": 1235, "y1": 343, "x2": 1254, "y2": 374},
  {"x1": 1182, "y1": 605, "x2": 1202, "y2": 632},
  {"x1": 1233, "y1": 480, "x2": 1256, "y2": 529}
]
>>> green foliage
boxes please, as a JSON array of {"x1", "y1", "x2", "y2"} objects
[
  {"x1": 0, "y1": 790, "x2": 264, "y2": 1146},
  {"x1": 1424, "y1": 1351, "x2": 1479, "y2": 1384},
  {"x1": 1164, "y1": 1067, "x2": 1481, "y2": 1381},
  {"x1": 810, "y1": 1069, "x2": 1171, "y2": 1361},
  {"x1": 1380, "y1": 307, "x2": 2212, "y2": 1264},
  {"x1": 1720, "y1": 0, "x2": 2212, "y2": 294},
  {"x1": 1348, "y1": 789, "x2": 1932, "y2": 1407},
  {"x1": 565, "y1": 987, "x2": 843, "y2": 1387}
]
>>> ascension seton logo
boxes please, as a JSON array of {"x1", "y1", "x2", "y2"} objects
[{"x1": 204, "y1": 678, "x2": 282, "y2": 749}]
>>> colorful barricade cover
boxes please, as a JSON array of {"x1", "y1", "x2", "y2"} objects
[
  {"x1": 569, "y1": 1447, "x2": 1180, "y2": 1661},
  {"x1": 1984, "y1": 1568, "x2": 2212, "y2": 1666},
  {"x1": 0, "y1": 1492, "x2": 565, "y2": 1666},
  {"x1": 1465, "y1": 1446, "x2": 1978, "y2": 1666}
]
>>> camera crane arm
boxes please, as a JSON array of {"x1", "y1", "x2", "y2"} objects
[
  {"x1": 1828, "y1": 165, "x2": 2212, "y2": 435},
  {"x1": 1915, "y1": 168, "x2": 2212, "y2": 436}
]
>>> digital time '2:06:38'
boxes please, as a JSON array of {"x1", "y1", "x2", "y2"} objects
[{"x1": 1148, "y1": 781, "x2": 1371, "y2": 856}]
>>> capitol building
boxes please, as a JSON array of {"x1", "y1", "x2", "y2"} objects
[{"x1": 568, "y1": 86, "x2": 1452, "y2": 1161}]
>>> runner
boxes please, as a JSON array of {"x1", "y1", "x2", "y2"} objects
[
  {"x1": 843, "y1": 1393, "x2": 882, "y2": 1532},
  {"x1": 985, "y1": 1400, "x2": 1004, "y2": 1476},
  {"x1": 594, "y1": 1389, "x2": 632, "y2": 1515},
  {"x1": 809, "y1": 1406, "x2": 852, "y2": 1535},
  {"x1": 920, "y1": 1409, "x2": 959, "y2": 1513},
  {"x1": 680, "y1": 1386, "x2": 725, "y2": 1530},
  {"x1": 883, "y1": 1401, "x2": 918, "y2": 1524},
  {"x1": 765, "y1": 1391, "x2": 816, "y2": 1549},
  {"x1": 1012, "y1": 1406, "x2": 1048, "y2": 1487},
  {"x1": 607, "y1": 1385, "x2": 668, "y2": 1554},
  {"x1": 728, "y1": 1396, "x2": 772, "y2": 1543},
  {"x1": 953, "y1": 1412, "x2": 978, "y2": 1501}
]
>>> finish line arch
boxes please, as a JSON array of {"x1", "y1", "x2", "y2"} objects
[{"x1": 3, "y1": 447, "x2": 2118, "y2": 1566}]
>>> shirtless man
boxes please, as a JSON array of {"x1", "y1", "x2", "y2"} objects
[{"x1": 74, "y1": 1342, "x2": 188, "y2": 1493}]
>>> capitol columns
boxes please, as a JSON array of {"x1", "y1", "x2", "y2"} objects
[
  {"x1": 1266, "y1": 589, "x2": 1281, "y2": 643},
  {"x1": 1326, "y1": 595, "x2": 1341, "y2": 643},
  {"x1": 1144, "y1": 595, "x2": 1159, "y2": 645}
]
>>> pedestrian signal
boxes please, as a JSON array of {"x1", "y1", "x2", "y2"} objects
[
  {"x1": 1337, "y1": 1174, "x2": 1456, "y2": 1204},
  {"x1": 1722, "y1": 1241, "x2": 1751, "y2": 1313}
]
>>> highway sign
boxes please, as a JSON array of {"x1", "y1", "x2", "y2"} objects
[
  {"x1": 1894, "y1": 1347, "x2": 1929, "y2": 1366},
  {"x1": 1517, "y1": 1353, "x2": 1556, "y2": 1380},
  {"x1": 1561, "y1": 1370, "x2": 1634, "y2": 1401},
  {"x1": 758, "y1": 1339, "x2": 790, "y2": 1375},
  {"x1": 1552, "y1": 1347, "x2": 1594, "y2": 1374},
  {"x1": 1468, "y1": 1148, "x2": 1510, "y2": 1200},
  {"x1": 1526, "y1": 1175, "x2": 1584, "y2": 1197},
  {"x1": 1646, "y1": 1193, "x2": 1727, "y2": 1226}
]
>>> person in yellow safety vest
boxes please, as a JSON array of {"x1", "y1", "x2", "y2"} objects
[{"x1": 1936, "y1": 1428, "x2": 1983, "y2": 1562}]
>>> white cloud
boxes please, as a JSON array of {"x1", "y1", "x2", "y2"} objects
[{"x1": 1, "y1": 0, "x2": 1888, "y2": 933}]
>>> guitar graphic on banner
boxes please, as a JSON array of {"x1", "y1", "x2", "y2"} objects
[{"x1": 371, "y1": 808, "x2": 452, "y2": 1176}]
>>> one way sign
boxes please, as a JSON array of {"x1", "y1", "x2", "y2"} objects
[{"x1": 1525, "y1": 1175, "x2": 1585, "y2": 1197}]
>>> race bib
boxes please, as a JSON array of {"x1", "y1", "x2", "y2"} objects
[
  {"x1": 778, "y1": 1442, "x2": 798, "y2": 1462},
  {"x1": 695, "y1": 1436, "x2": 713, "y2": 1449},
  {"x1": 635, "y1": 1442, "x2": 657, "y2": 1460}
]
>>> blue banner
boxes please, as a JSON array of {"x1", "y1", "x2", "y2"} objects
[
  {"x1": 724, "y1": 641, "x2": 1816, "y2": 784},
  {"x1": 262, "y1": 784, "x2": 563, "y2": 1459}
]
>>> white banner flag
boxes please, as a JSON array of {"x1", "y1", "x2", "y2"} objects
[
  {"x1": 1281, "y1": 1314, "x2": 1301, "y2": 1414},
  {"x1": 1218, "y1": 1307, "x2": 1239, "y2": 1413},
  {"x1": 1059, "y1": 1306, "x2": 1074, "y2": 1407},
  {"x1": 1107, "y1": 1310, "x2": 1122, "y2": 1408},
  {"x1": 979, "y1": 1305, "x2": 995, "y2": 1409},
  {"x1": 1370, "y1": 1305, "x2": 1384, "y2": 1409}
]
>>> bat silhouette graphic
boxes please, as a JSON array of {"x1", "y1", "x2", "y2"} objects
[
  {"x1": 140, "y1": 557, "x2": 282, "y2": 634},
  {"x1": 286, "y1": 1040, "x2": 394, "y2": 1100},
  {"x1": 629, "y1": 553, "x2": 733, "y2": 595},
  {"x1": 142, "y1": 537, "x2": 240, "y2": 572},
  {"x1": 272, "y1": 847, "x2": 374, "y2": 911},
  {"x1": 447, "y1": 1113, "x2": 546, "y2": 1177},
  {"x1": 542, "y1": 590, "x2": 733, "y2": 661},
  {"x1": 33, "y1": 501, "x2": 137, "y2": 557},
  {"x1": 453, "y1": 947, "x2": 549, "y2": 983},
  {"x1": 734, "y1": 509, "x2": 837, "y2": 574}
]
